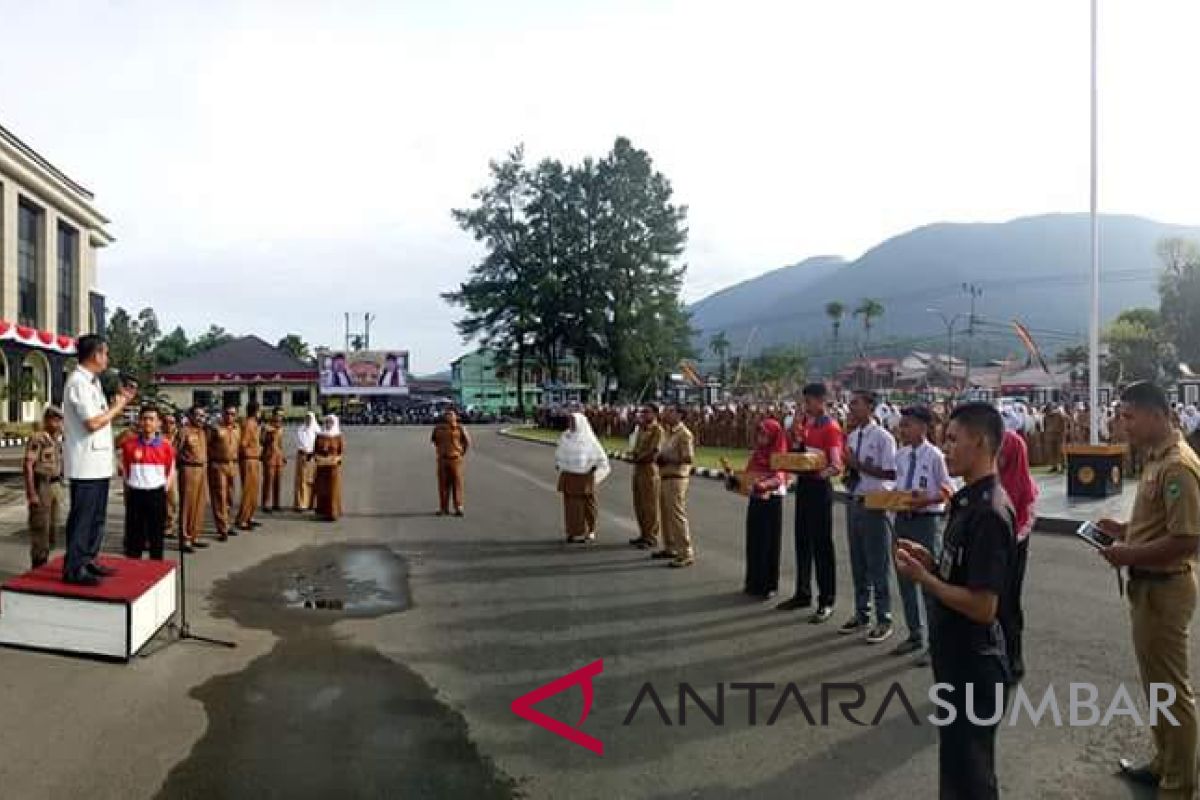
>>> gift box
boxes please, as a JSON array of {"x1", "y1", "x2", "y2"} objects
[
  {"x1": 863, "y1": 490, "x2": 918, "y2": 512},
  {"x1": 770, "y1": 451, "x2": 827, "y2": 473}
]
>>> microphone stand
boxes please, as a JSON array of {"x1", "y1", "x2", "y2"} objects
[{"x1": 142, "y1": 457, "x2": 236, "y2": 656}]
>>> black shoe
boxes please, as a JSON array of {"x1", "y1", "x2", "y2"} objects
[
  {"x1": 629, "y1": 536, "x2": 646, "y2": 546},
  {"x1": 761, "y1": 591, "x2": 777, "y2": 601},
  {"x1": 634, "y1": 540, "x2": 655, "y2": 550},
  {"x1": 86, "y1": 563, "x2": 117, "y2": 578},
  {"x1": 63, "y1": 573, "x2": 101, "y2": 587},
  {"x1": 227, "y1": 529, "x2": 240, "y2": 537},
  {"x1": 262, "y1": 508, "x2": 274, "y2": 514},
  {"x1": 454, "y1": 509, "x2": 465, "y2": 517},
  {"x1": 181, "y1": 544, "x2": 196, "y2": 554},
  {"x1": 193, "y1": 540, "x2": 211, "y2": 549},
  {"x1": 436, "y1": 510, "x2": 448, "y2": 517},
  {"x1": 838, "y1": 617, "x2": 869, "y2": 635},
  {"x1": 651, "y1": 551, "x2": 676, "y2": 560},
  {"x1": 776, "y1": 597, "x2": 812, "y2": 611},
  {"x1": 249, "y1": 521, "x2": 263, "y2": 529},
  {"x1": 1118, "y1": 759, "x2": 1160, "y2": 787}
]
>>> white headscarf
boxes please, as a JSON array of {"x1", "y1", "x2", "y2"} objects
[
  {"x1": 295, "y1": 412, "x2": 320, "y2": 453},
  {"x1": 1184, "y1": 406, "x2": 1200, "y2": 435},
  {"x1": 320, "y1": 414, "x2": 341, "y2": 437},
  {"x1": 555, "y1": 413, "x2": 611, "y2": 483}
]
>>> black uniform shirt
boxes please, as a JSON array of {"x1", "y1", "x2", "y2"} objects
[{"x1": 931, "y1": 474, "x2": 1018, "y2": 679}]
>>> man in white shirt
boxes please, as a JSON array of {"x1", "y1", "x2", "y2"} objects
[
  {"x1": 62, "y1": 335, "x2": 136, "y2": 585},
  {"x1": 841, "y1": 390, "x2": 898, "y2": 644},
  {"x1": 892, "y1": 405, "x2": 956, "y2": 663}
]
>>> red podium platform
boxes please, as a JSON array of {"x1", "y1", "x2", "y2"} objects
[{"x1": 0, "y1": 556, "x2": 176, "y2": 661}]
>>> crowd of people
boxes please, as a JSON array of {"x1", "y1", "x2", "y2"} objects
[
  {"x1": 24, "y1": 334, "x2": 348, "y2": 581},
  {"x1": 541, "y1": 381, "x2": 1200, "y2": 800}
]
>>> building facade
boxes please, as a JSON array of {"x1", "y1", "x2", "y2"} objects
[
  {"x1": 451, "y1": 348, "x2": 588, "y2": 413},
  {"x1": 154, "y1": 336, "x2": 318, "y2": 418},
  {"x1": 0, "y1": 123, "x2": 111, "y2": 424}
]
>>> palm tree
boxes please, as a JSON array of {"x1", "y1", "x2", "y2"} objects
[
  {"x1": 1057, "y1": 344, "x2": 1090, "y2": 386},
  {"x1": 709, "y1": 331, "x2": 730, "y2": 396},
  {"x1": 825, "y1": 301, "x2": 845, "y2": 378},
  {"x1": 854, "y1": 298, "x2": 885, "y2": 350}
]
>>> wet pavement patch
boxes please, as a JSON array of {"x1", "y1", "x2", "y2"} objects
[{"x1": 157, "y1": 543, "x2": 518, "y2": 799}]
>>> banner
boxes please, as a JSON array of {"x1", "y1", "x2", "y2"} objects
[{"x1": 319, "y1": 350, "x2": 410, "y2": 396}]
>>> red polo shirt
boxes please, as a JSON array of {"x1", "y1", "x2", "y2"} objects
[{"x1": 788, "y1": 414, "x2": 845, "y2": 477}]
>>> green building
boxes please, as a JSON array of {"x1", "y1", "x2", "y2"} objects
[{"x1": 451, "y1": 348, "x2": 589, "y2": 413}]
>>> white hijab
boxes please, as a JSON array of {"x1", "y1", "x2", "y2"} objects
[
  {"x1": 295, "y1": 412, "x2": 320, "y2": 453},
  {"x1": 320, "y1": 414, "x2": 342, "y2": 437},
  {"x1": 556, "y1": 413, "x2": 610, "y2": 483},
  {"x1": 1184, "y1": 406, "x2": 1200, "y2": 435}
]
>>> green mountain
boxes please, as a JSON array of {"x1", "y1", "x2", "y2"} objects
[{"x1": 688, "y1": 214, "x2": 1200, "y2": 364}]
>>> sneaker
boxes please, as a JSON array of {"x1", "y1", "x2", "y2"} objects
[
  {"x1": 891, "y1": 638, "x2": 923, "y2": 657},
  {"x1": 809, "y1": 606, "x2": 834, "y2": 624},
  {"x1": 454, "y1": 508, "x2": 465, "y2": 517},
  {"x1": 838, "y1": 617, "x2": 869, "y2": 635},
  {"x1": 668, "y1": 556, "x2": 695, "y2": 568},
  {"x1": 866, "y1": 624, "x2": 895, "y2": 645},
  {"x1": 583, "y1": 532, "x2": 596, "y2": 543},
  {"x1": 776, "y1": 597, "x2": 812, "y2": 612},
  {"x1": 914, "y1": 649, "x2": 931, "y2": 668}
]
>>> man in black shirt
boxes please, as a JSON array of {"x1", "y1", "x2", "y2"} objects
[{"x1": 895, "y1": 402, "x2": 1018, "y2": 800}]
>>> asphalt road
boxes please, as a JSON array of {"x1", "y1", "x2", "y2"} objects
[{"x1": 0, "y1": 426, "x2": 1179, "y2": 799}]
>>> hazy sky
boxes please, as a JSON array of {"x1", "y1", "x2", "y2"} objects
[{"x1": 2, "y1": 0, "x2": 1199, "y2": 373}]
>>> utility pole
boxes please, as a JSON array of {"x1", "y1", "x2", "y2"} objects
[
  {"x1": 962, "y1": 283, "x2": 983, "y2": 385},
  {"x1": 364, "y1": 313, "x2": 375, "y2": 350},
  {"x1": 344, "y1": 312, "x2": 350, "y2": 353}
]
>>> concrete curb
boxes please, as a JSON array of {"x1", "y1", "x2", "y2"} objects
[{"x1": 498, "y1": 427, "x2": 1082, "y2": 534}]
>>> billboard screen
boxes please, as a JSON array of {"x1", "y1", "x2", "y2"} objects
[{"x1": 319, "y1": 350, "x2": 410, "y2": 396}]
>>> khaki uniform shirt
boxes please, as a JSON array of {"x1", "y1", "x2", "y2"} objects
[
  {"x1": 631, "y1": 422, "x2": 663, "y2": 468},
  {"x1": 208, "y1": 423, "x2": 240, "y2": 463},
  {"x1": 239, "y1": 418, "x2": 263, "y2": 459},
  {"x1": 432, "y1": 423, "x2": 470, "y2": 460},
  {"x1": 178, "y1": 424, "x2": 208, "y2": 466},
  {"x1": 262, "y1": 423, "x2": 286, "y2": 467},
  {"x1": 1127, "y1": 431, "x2": 1200, "y2": 571},
  {"x1": 25, "y1": 432, "x2": 63, "y2": 479},
  {"x1": 659, "y1": 423, "x2": 695, "y2": 479}
]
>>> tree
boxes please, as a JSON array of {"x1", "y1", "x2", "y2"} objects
[
  {"x1": 825, "y1": 301, "x2": 845, "y2": 376},
  {"x1": 153, "y1": 326, "x2": 191, "y2": 368},
  {"x1": 1057, "y1": 344, "x2": 1090, "y2": 386},
  {"x1": 1102, "y1": 307, "x2": 1175, "y2": 386},
  {"x1": 854, "y1": 298, "x2": 884, "y2": 351},
  {"x1": 190, "y1": 325, "x2": 235, "y2": 356},
  {"x1": 444, "y1": 147, "x2": 540, "y2": 417},
  {"x1": 277, "y1": 334, "x2": 312, "y2": 363},
  {"x1": 745, "y1": 344, "x2": 808, "y2": 401},
  {"x1": 1157, "y1": 237, "x2": 1200, "y2": 367},
  {"x1": 708, "y1": 331, "x2": 730, "y2": 394}
]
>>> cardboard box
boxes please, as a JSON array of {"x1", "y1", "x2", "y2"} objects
[
  {"x1": 770, "y1": 451, "x2": 827, "y2": 473},
  {"x1": 864, "y1": 491, "x2": 918, "y2": 512}
]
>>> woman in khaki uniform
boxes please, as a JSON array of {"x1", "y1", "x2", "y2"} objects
[
  {"x1": 313, "y1": 415, "x2": 344, "y2": 522},
  {"x1": 555, "y1": 413, "x2": 610, "y2": 543},
  {"x1": 293, "y1": 413, "x2": 319, "y2": 511}
]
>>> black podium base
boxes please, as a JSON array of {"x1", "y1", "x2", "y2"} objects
[{"x1": 1064, "y1": 445, "x2": 1128, "y2": 499}]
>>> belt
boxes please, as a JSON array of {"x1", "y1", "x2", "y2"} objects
[
  {"x1": 36, "y1": 475, "x2": 62, "y2": 484},
  {"x1": 209, "y1": 459, "x2": 234, "y2": 465},
  {"x1": 898, "y1": 510, "x2": 945, "y2": 520},
  {"x1": 181, "y1": 462, "x2": 206, "y2": 467},
  {"x1": 661, "y1": 474, "x2": 691, "y2": 481},
  {"x1": 1129, "y1": 566, "x2": 1192, "y2": 582}
]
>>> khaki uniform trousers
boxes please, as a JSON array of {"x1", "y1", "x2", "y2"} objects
[
  {"x1": 632, "y1": 465, "x2": 660, "y2": 544},
  {"x1": 659, "y1": 477, "x2": 694, "y2": 558},
  {"x1": 237, "y1": 459, "x2": 263, "y2": 528},
  {"x1": 262, "y1": 462, "x2": 284, "y2": 510},
  {"x1": 1130, "y1": 571, "x2": 1199, "y2": 800},
  {"x1": 294, "y1": 453, "x2": 315, "y2": 511},
  {"x1": 437, "y1": 457, "x2": 465, "y2": 513},
  {"x1": 165, "y1": 478, "x2": 179, "y2": 537},
  {"x1": 180, "y1": 466, "x2": 207, "y2": 543},
  {"x1": 28, "y1": 478, "x2": 64, "y2": 567},
  {"x1": 208, "y1": 462, "x2": 237, "y2": 534}
]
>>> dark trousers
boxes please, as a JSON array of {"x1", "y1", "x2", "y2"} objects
[
  {"x1": 744, "y1": 495, "x2": 782, "y2": 595},
  {"x1": 124, "y1": 486, "x2": 167, "y2": 560},
  {"x1": 1010, "y1": 536, "x2": 1030, "y2": 683},
  {"x1": 794, "y1": 479, "x2": 835, "y2": 606},
  {"x1": 64, "y1": 478, "x2": 111, "y2": 580},
  {"x1": 932, "y1": 650, "x2": 1009, "y2": 800}
]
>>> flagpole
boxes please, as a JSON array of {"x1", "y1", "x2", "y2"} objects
[{"x1": 1088, "y1": 0, "x2": 1101, "y2": 445}]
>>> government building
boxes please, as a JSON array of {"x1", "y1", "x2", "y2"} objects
[{"x1": 0, "y1": 122, "x2": 110, "y2": 424}]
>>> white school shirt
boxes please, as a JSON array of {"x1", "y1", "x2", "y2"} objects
[
  {"x1": 63, "y1": 366, "x2": 115, "y2": 480},
  {"x1": 847, "y1": 421, "x2": 897, "y2": 495},
  {"x1": 895, "y1": 440, "x2": 954, "y2": 513}
]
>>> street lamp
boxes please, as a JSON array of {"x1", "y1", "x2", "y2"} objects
[{"x1": 927, "y1": 308, "x2": 966, "y2": 387}]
